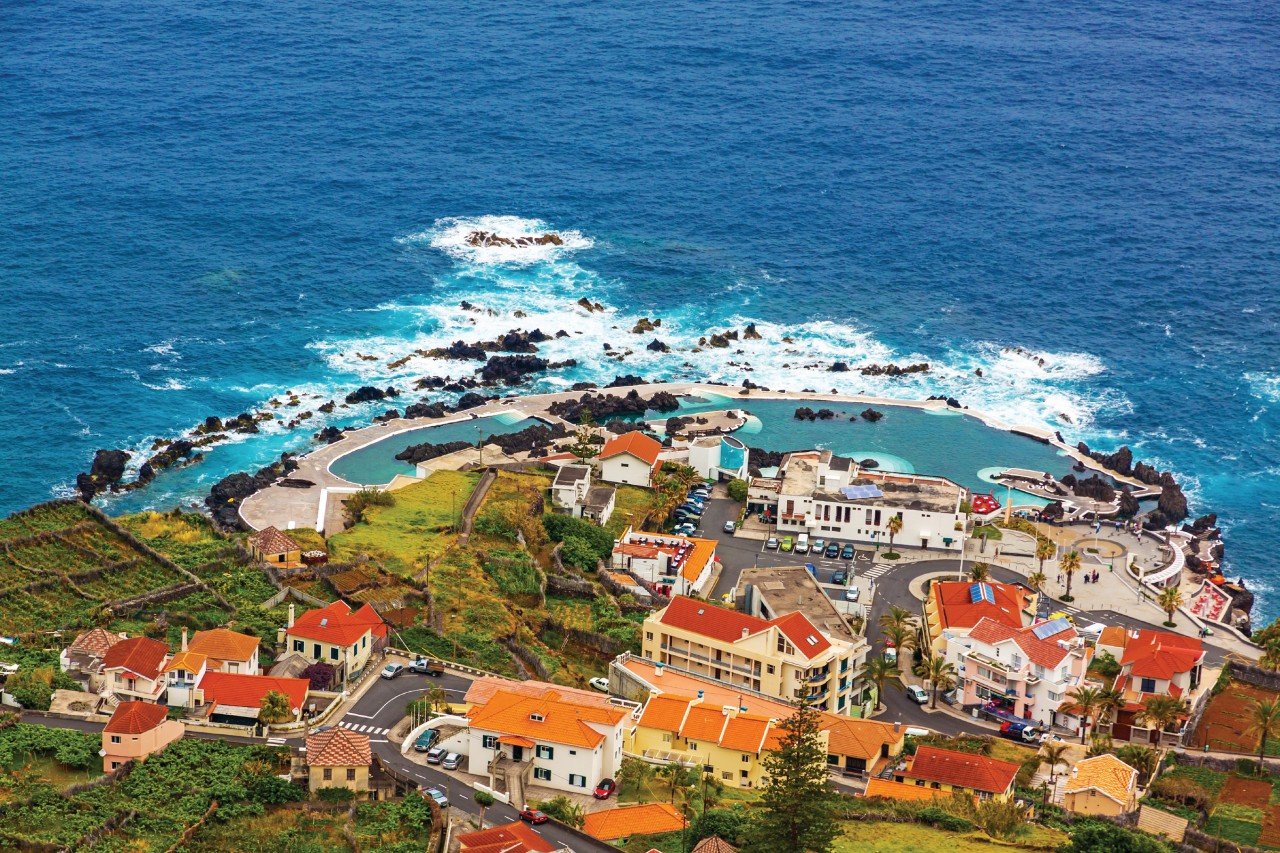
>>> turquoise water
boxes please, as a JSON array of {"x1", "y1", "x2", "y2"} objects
[{"x1": 328, "y1": 415, "x2": 539, "y2": 485}]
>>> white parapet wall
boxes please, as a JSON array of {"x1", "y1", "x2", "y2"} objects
[{"x1": 400, "y1": 714, "x2": 470, "y2": 756}]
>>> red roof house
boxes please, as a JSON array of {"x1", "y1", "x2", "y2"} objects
[
  {"x1": 199, "y1": 672, "x2": 309, "y2": 723},
  {"x1": 458, "y1": 820, "x2": 558, "y2": 852},
  {"x1": 598, "y1": 432, "x2": 664, "y2": 487},
  {"x1": 657, "y1": 596, "x2": 832, "y2": 659},
  {"x1": 896, "y1": 746, "x2": 1020, "y2": 798},
  {"x1": 288, "y1": 600, "x2": 388, "y2": 646}
]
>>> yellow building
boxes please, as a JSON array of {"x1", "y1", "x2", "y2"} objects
[
  {"x1": 1062, "y1": 754, "x2": 1138, "y2": 816},
  {"x1": 640, "y1": 596, "x2": 865, "y2": 714},
  {"x1": 247, "y1": 526, "x2": 302, "y2": 565},
  {"x1": 627, "y1": 689, "x2": 904, "y2": 787},
  {"x1": 892, "y1": 745, "x2": 1020, "y2": 802},
  {"x1": 283, "y1": 601, "x2": 387, "y2": 684},
  {"x1": 306, "y1": 727, "x2": 371, "y2": 796}
]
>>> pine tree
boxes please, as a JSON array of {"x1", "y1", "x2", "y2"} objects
[
  {"x1": 744, "y1": 705, "x2": 841, "y2": 853},
  {"x1": 569, "y1": 411, "x2": 600, "y2": 461}
]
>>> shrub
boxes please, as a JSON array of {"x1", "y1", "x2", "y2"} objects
[
  {"x1": 345, "y1": 488, "x2": 394, "y2": 525},
  {"x1": 316, "y1": 786, "x2": 358, "y2": 803},
  {"x1": 560, "y1": 536, "x2": 601, "y2": 572},
  {"x1": 1062, "y1": 820, "x2": 1172, "y2": 852},
  {"x1": 536, "y1": 794, "x2": 584, "y2": 827},
  {"x1": 916, "y1": 806, "x2": 973, "y2": 832},
  {"x1": 543, "y1": 514, "x2": 614, "y2": 558},
  {"x1": 726, "y1": 479, "x2": 748, "y2": 502}
]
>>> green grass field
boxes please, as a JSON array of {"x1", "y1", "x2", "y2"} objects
[
  {"x1": 327, "y1": 470, "x2": 481, "y2": 574},
  {"x1": 836, "y1": 821, "x2": 1066, "y2": 852}
]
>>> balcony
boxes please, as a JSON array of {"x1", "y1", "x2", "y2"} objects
[
  {"x1": 660, "y1": 644, "x2": 756, "y2": 677},
  {"x1": 808, "y1": 671, "x2": 832, "y2": 684},
  {"x1": 805, "y1": 687, "x2": 830, "y2": 703}
]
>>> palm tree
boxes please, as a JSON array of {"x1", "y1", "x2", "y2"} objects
[
  {"x1": 1261, "y1": 642, "x2": 1280, "y2": 672},
  {"x1": 1042, "y1": 741, "x2": 1070, "y2": 790},
  {"x1": 1027, "y1": 571, "x2": 1047, "y2": 593},
  {"x1": 1157, "y1": 586, "x2": 1185, "y2": 627},
  {"x1": 1061, "y1": 550, "x2": 1082, "y2": 602},
  {"x1": 1036, "y1": 538, "x2": 1056, "y2": 576},
  {"x1": 1066, "y1": 684, "x2": 1102, "y2": 744},
  {"x1": 1115, "y1": 745, "x2": 1158, "y2": 786},
  {"x1": 1138, "y1": 695, "x2": 1187, "y2": 740},
  {"x1": 1247, "y1": 699, "x2": 1280, "y2": 769},
  {"x1": 881, "y1": 623, "x2": 917, "y2": 660},
  {"x1": 879, "y1": 606, "x2": 915, "y2": 633},
  {"x1": 425, "y1": 684, "x2": 450, "y2": 715},
  {"x1": 886, "y1": 514, "x2": 903, "y2": 554},
  {"x1": 913, "y1": 653, "x2": 957, "y2": 709},
  {"x1": 968, "y1": 562, "x2": 991, "y2": 583},
  {"x1": 473, "y1": 789, "x2": 495, "y2": 828},
  {"x1": 861, "y1": 656, "x2": 899, "y2": 712},
  {"x1": 1096, "y1": 685, "x2": 1125, "y2": 728},
  {"x1": 258, "y1": 689, "x2": 294, "y2": 725}
]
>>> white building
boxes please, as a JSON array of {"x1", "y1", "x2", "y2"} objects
[
  {"x1": 598, "y1": 432, "x2": 664, "y2": 488},
  {"x1": 464, "y1": 682, "x2": 629, "y2": 795},
  {"x1": 611, "y1": 526, "x2": 718, "y2": 597},
  {"x1": 687, "y1": 435, "x2": 749, "y2": 482},
  {"x1": 751, "y1": 450, "x2": 965, "y2": 552},
  {"x1": 549, "y1": 464, "x2": 616, "y2": 526}
]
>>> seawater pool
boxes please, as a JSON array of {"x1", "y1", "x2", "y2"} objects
[
  {"x1": 328, "y1": 413, "x2": 540, "y2": 485},
  {"x1": 329, "y1": 394, "x2": 1072, "y2": 502}
]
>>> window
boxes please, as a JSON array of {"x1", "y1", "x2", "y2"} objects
[
  {"x1": 930, "y1": 781, "x2": 941, "y2": 789},
  {"x1": 569, "y1": 750, "x2": 577, "y2": 755},
  {"x1": 227, "y1": 662, "x2": 239, "y2": 673},
  {"x1": 865, "y1": 508, "x2": 874, "y2": 525},
  {"x1": 534, "y1": 768, "x2": 552, "y2": 781},
  {"x1": 536, "y1": 745, "x2": 554, "y2": 760},
  {"x1": 362, "y1": 636, "x2": 367, "y2": 648},
  {"x1": 110, "y1": 735, "x2": 121, "y2": 744},
  {"x1": 740, "y1": 769, "x2": 749, "y2": 779},
  {"x1": 530, "y1": 713, "x2": 544, "y2": 722},
  {"x1": 293, "y1": 640, "x2": 304, "y2": 653},
  {"x1": 1140, "y1": 677, "x2": 1157, "y2": 694},
  {"x1": 323, "y1": 768, "x2": 332, "y2": 781},
  {"x1": 313, "y1": 643, "x2": 321, "y2": 658},
  {"x1": 482, "y1": 735, "x2": 497, "y2": 749},
  {"x1": 662, "y1": 733, "x2": 671, "y2": 743},
  {"x1": 569, "y1": 774, "x2": 587, "y2": 787},
  {"x1": 722, "y1": 771, "x2": 732, "y2": 780},
  {"x1": 688, "y1": 742, "x2": 699, "y2": 751},
  {"x1": 645, "y1": 632, "x2": 653, "y2": 641},
  {"x1": 741, "y1": 754, "x2": 750, "y2": 762},
  {"x1": 111, "y1": 761, "x2": 120, "y2": 770},
  {"x1": 329, "y1": 647, "x2": 339, "y2": 661},
  {"x1": 346, "y1": 768, "x2": 356, "y2": 781},
  {"x1": 351, "y1": 644, "x2": 358, "y2": 656},
  {"x1": 766, "y1": 664, "x2": 775, "y2": 675}
]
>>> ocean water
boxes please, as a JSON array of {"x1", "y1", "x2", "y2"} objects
[{"x1": 1, "y1": 3, "x2": 1277, "y2": 613}]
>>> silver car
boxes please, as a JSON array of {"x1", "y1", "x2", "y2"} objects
[{"x1": 442, "y1": 752, "x2": 461, "y2": 771}]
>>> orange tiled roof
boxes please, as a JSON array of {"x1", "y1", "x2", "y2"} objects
[
  {"x1": 247, "y1": 525, "x2": 299, "y2": 555},
  {"x1": 102, "y1": 636, "x2": 169, "y2": 681},
  {"x1": 467, "y1": 688, "x2": 626, "y2": 749},
  {"x1": 931, "y1": 581, "x2": 1029, "y2": 631},
  {"x1": 583, "y1": 803, "x2": 687, "y2": 841},
  {"x1": 1118, "y1": 629, "x2": 1203, "y2": 680},
  {"x1": 104, "y1": 701, "x2": 170, "y2": 734},
  {"x1": 967, "y1": 617, "x2": 1079, "y2": 669},
  {"x1": 680, "y1": 704, "x2": 731, "y2": 742},
  {"x1": 1098, "y1": 625, "x2": 1129, "y2": 648},
  {"x1": 164, "y1": 651, "x2": 208, "y2": 674},
  {"x1": 657, "y1": 596, "x2": 830, "y2": 659},
  {"x1": 617, "y1": 543, "x2": 661, "y2": 559},
  {"x1": 306, "y1": 727, "x2": 372, "y2": 767},
  {"x1": 822, "y1": 716, "x2": 904, "y2": 761},
  {"x1": 680, "y1": 537, "x2": 718, "y2": 583},
  {"x1": 904, "y1": 746, "x2": 1020, "y2": 794},
  {"x1": 638, "y1": 693, "x2": 695, "y2": 731},
  {"x1": 692, "y1": 837, "x2": 739, "y2": 853},
  {"x1": 187, "y1": 628, "x2": 260, "y2": 663},
  {"x1": 458, "y1": 821, "x2": 558, "y2": 852},
  {"x1": 1062, "y1": 754, "x2": 1137, "y2": 804},
  {"x1": 69, "y1": 627, "x2": 124, "y2": 658},
  {"x1": 200, "y1": 672, "x2": 309, "y2": 714},
  {"x1": 865, "y1": 777, "x2": 956, "y2": 803},
  {"x1": 599, "y1": 432, "x2": 663, "y2": 467},
  {"x1": 719, "y1": 714, "x2": 772, "y2": 753},
  {"x1": 288, "y1": 600, "x2": 387, "y2": 646}
]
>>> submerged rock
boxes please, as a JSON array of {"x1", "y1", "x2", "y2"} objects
[{"x1": 464, "y1": 230, "x2": 563, "y2": 248}]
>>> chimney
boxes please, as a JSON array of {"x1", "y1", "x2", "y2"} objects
[
  {"x1": 288, "y1": 603, "x2": 296, "y2": 628},
  {"x1": 894, "y1": 723, "x2": 901, "y2": 734},
  {"x1": 181, "y1": 627, "x2": 188, "y2": 651},
  {"x1": 741, "y1": 628, "x2": 750, "y2": 639},
  {"x1": 654, "y1": 664, "x2": 664, "y2": 678}
]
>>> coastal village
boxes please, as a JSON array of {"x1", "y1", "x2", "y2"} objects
[{"x1": 1, "y1": 378, "x2": 1277, "y2": 853}]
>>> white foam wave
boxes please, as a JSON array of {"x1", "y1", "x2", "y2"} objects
[
  {"x1": 143, "y1": 378, "x2": 189, "y2": 391},
  {"x1": 1244, "y1": 371, "x2": 1280, "y2": 403},
  {"x1": 0, "y1": 368, "x2": 14, "y2": 376},
  {"x1": 401, "y1": 215, "x2": 593, "y2": 265}
]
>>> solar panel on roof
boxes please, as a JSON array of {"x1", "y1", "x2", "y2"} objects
[
  {"x1": 1032, "y1": 617, "x2": 1071, "y2": 639},
  {"x1": 969, "y1": 583, "x2": 995, "y2": 604},
  {"x1": 840, "y1": 485, "x2": 884, "y2": 501}
]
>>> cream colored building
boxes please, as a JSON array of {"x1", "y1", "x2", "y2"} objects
[
  {"x1": 306, "y1": 727, "x2": 372, "y2": 796},
  {"x1": 1062, "y1": 754, "x2": 1139, "y2": 816},
  {"x1": 641, "y1": 596, "x2": 865, "y2": 715},
  {"x1": 102, "y1": 701, "x2": 184, "y2": 771},
  {"x1": 282, "y1": 601, "x2": 387, "y2": 683}
]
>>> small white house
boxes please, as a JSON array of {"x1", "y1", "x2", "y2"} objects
[
  {"x1": 598, "y1": 432, "x2": 663, "y2": 488},
  {"x1": 550, "y1": 465, "x2": 592, "y2": 516}
]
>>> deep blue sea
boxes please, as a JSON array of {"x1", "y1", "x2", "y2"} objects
[{"x1": 2, "y1": 2, "x2": 1277, "y2": 614}]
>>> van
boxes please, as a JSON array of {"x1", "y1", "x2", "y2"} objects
[{"x1": 795, "y1": 533, "x2": 810, "y2": 554}]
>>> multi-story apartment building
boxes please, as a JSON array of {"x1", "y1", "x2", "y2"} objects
[
  {"x1": 924, "y1": 579, "x2": 1035, "y2": 655},
  {"x1": 640, "y1": 596, "x2": 866, "y2": 715},
  {"x1": 749, "y1": 450, "x2": 966, "y2": 552},
  {"x1": 943, "y1": 615, "x2": 1092, "y2": 729}
]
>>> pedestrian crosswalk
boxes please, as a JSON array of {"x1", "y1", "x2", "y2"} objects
[
  {"x1": 266, "y1": 737, "x2": 287, "y2": 746},
  {"x1": 863, "y1": 563, "x2": 895, "y2": 581},
  {"x1": 339, "y1": 720, "x2": 390, "y2": 736}
]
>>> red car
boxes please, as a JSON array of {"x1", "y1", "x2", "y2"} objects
[
  {"x1": 519, "y1": 807, "x2": 548, "y2": 824},
  {"x1": 593, "y1": 778, "x2": 616, "y2": 799}
]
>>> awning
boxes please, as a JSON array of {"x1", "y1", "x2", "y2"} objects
[{"x1": 498, "y1": 735, "x2": 535, "y2": 748}]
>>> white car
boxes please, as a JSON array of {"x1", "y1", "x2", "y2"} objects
[
  {"x1": 844, "y1": 587, "x2": 860, "y2": 602},
  {"x1": 588, "y1": 677, "x2": 610, "y2": 693},
  {"x1": 907, "y1": 685, "x2": 929, "y2": 705},
  {"x1": 379, "y1": 663, "x2": 404, "y2": 679},
  {"x1": 765, "y1": 536, "x2": 779, "y2": 550}
]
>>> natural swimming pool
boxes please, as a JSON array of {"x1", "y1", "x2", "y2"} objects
[{"x1": 329, "y1": 393, "x2": 1072, "y2": 505}]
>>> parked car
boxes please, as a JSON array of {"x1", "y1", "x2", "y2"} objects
[
  {"x1": 999, "y1": 721, "x2": 1041, "y2": 743},
  {"x1": 519, "y1": 808, "x2": 549, "y2": 825},
  {"x1": 442, "y1": 752, "x2": 461, "y2": 771},
  {"x1": 679, "y1": 504, "x2": 703, "y2": 516},
  {"x1": 780, "y1": 536, "x2": 794, "y2": 552},
  {"x1": 426, "y1": 746, "x2": 446, "y2": 764},
  {"x1": 844, "y1": 587, "x2": 860, "y2": 602},
  {"x1": 794, "y1": 541, "x2": 809, "y2": 555},
  {"x1": 409, "y1": 658, "x2": 445, "y2": 676},
  {"x1": 380, "y1": 663, "x2": 404, "y2": 679},
  {"x1": 413, "y1": 729, "x2": 439, "y2": 752},
  {"x1": 765, "y1": 536, "x2": 779, "y2": 550},
  {"x1": 831, "y1": 569, "x2": 848, "y2": 585},
  {"x1": 941, "y1": 689, "x2": 959, "y2": 705},
  {"x1": 824, "y1": 542, "x2": 841, "y2": 558},
  {"x1": 722, "y1": 520, "x2": 736, "y2": 534},
  {"x1": 840, "y1": 544, "x2": 856, "y2": 560},
  {"x1": 593, "y1": 778, "x2": 617, "y2": 799},
  {"x1": 674, "y1": 523, "x2": 696, "y2": 535},
  {"x1": 907, "y1": 685, "x2": 929, "y2": 705},
  {"x1": 811, "y1": 538, "x2": 826, "y2": 555},
  {"x1": 425, "y1": 788, "x2": 449, "y2": 808},
  {"x1": 588, "y1": 676, "x2": 610, "y2": 692}
]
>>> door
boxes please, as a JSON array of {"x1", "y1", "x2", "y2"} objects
[{"x1": 512, "y1": 745, "x2": 524, "y2": 761}]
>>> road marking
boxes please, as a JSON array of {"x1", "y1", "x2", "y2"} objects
[
  {"x1": 266, "y1": 737, "x2": 287, "y2": 746},
  {"x1": 370, "y1": 739, "x2": 389, "y2": 743}
]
